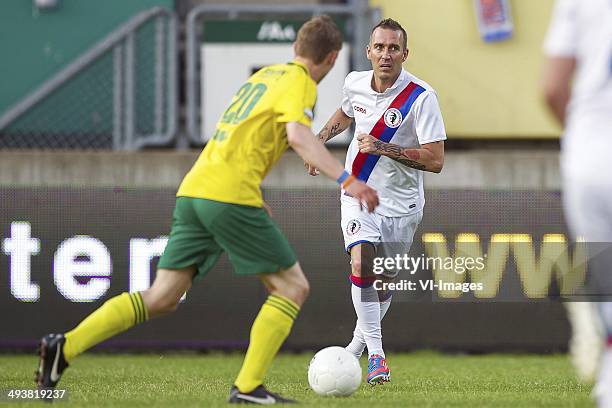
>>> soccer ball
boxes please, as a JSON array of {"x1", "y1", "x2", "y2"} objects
[{"x1": 308, "y1": 346, "x2": 362, "y2": 397}]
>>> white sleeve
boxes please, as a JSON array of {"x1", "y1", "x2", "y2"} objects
[
  {"x1": 340, "y1": 74, "x2": 355, "y2": 118},
  {"x1": 543, "y1": 0, "x2": 578, "y2": 57},
  {"x1": 414, "y1": 91, "x2": 447, "y2": 145}
]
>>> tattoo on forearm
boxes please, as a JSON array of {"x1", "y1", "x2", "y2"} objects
[
  {"x1": 395, "y1": 156, "x2": 427, "y2": 170},
  {"x1": 373, "y1": 140, "x2": 426, "y2": 170},
  {"x1": 373, "y1": 140, "x2": 397, "y2": 155},
  {"x1": 330, "y1": 122, "x2": 342, "y2": 137},
  {"x1": 317, "y1": 122, "x2": 343, "y2": 143},
  {"x1": 404, "y1": 149, "x2": 420, "y2": 161},
  {"x1": 316, "y1": 125, "x2": 329, "y2": 142}
]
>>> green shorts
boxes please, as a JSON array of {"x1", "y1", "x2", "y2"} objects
[{"x1": 158, "y1": 197, "x2": 297, "y2": 279}]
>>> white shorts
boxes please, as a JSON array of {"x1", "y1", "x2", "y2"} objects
[
  {"x1": 340, "y1": 198, "x2": 422, "y2": 277},
  {"x1": 562, "y1": 144, "x2": 612, "y2": 241},
  {"x1": 562, "y1": 144, "x2": 612, "y2": 296}
]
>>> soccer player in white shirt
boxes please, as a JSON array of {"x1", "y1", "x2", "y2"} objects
[
  {"x1": 307, "y1": 18, "x2": 446, "y2": 385},
  {"x1": 543, "y1": 0, "x2": 612, "y2": 405}
]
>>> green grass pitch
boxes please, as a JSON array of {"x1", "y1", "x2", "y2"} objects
[{"x1": 1, "y1": 352, "x2": 593, "y2": 407}]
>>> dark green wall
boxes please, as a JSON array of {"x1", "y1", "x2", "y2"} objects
[{"x1": 0, "y1": 0, "x2": 173, "y2": 114}]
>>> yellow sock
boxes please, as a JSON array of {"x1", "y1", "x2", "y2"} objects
[
  {"x1": 63, "y1": 292, "x2": 148, "y2": 362},
  {"x1": 234, "y1": 295, "x2": 299, "y2": 393}
]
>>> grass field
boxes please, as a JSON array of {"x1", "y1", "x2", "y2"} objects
[{"x1": 0, "y1": 352, "x2": 594, "y2": 407}]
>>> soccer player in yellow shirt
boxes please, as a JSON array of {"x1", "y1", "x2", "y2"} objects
[{"x1": 35, "y1": 15, "x2": 379, "y2": 404}]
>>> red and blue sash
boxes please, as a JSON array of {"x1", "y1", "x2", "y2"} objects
[{"x1": 351, "y1": 82, "x2": 425, "y2": 182}]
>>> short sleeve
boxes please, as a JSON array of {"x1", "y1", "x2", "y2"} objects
[
  {"x1": 543, "y1": 0, "x2": 578, "y2": 57},
  {"x1": 276, "y1": 74, "x2": 315, "y2": 127},
  {"x1": 414, "y1": 91, "x2": 447, "y2": 145},
  {"x1": 341, "y1": 74, "x2": 354, "y2": 118}
]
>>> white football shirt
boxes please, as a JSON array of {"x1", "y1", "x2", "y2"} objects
[
  {"x1": 341, "y1": 69, "x2": 446, "y2": 217},
  {"x1": 544, "y1": 0, "x2": 612, "y2": 244},
  {"x1": 544, "y1": 0, "x2": 612, "y2": 148}
]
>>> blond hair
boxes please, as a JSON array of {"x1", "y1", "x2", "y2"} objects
[{"x1": 295, "y1": 15, "x2": 343, "y2": 64}]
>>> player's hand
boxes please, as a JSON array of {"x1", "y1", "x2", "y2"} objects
[
  {"x1": 262, "y1": 201, "x2": 273, "y2": 217},
  {"x1": 357, "y1": 133, "x2": 381, "y2": 155},
  {"x1": 344, "y1": 180, "x2": 379, "y2": 213},
  {"x1": 303, "y1": 160, "x2": 320, "y2": 176}
]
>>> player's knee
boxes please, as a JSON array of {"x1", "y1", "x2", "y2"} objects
[
  {"x1": 154, "y1": 298, "x2": 180, "y2": 315},
  {"x1": 351, "y1": 257, "x2": 375, "y2": 278},
  {"x1": 350, "y1": 243, "x2": 375, "y2": 278},
  {"x1": 157, "y1": 297, "x2": 180, "y2": 314},
  {"x1": 297, "y1": 276, "x2": 310, "y2": 302},
  {"x1": 351, "y1": 259, "x2": 363, "y2": 277},
  {"x1": 282, "y1": 275, "x2": 310, "y2": 307},
  {"x1": 141, "y1": 290, "x2": 181, "y2": 316}
]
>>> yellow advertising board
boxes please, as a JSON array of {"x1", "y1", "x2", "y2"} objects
[{"x1": 370, "y1": 0, "x2": 562, "y2": 138}]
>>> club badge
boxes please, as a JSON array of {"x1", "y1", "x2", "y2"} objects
[
  {"x1": 346, "y1": 219, "x2": 361, "y2": 236},
  {"x1": 383, "y1": 108, "x2": 402, "y2": 128}
]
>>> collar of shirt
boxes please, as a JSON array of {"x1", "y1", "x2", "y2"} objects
[
  {"x1": 288, "y1": 60, "x2": 310, "y2": 76},
  {"x1": 368, "y1": 68, "x2": 409, "y2": 95}
]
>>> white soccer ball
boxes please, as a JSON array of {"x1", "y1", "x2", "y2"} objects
[{"x1": 308, "y1": 346, "x2": 362, "y2": 397}]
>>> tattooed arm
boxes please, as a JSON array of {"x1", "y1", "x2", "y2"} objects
[
  {"x1": 316, "y1": 108, "x2": 354, "y2": 143},
  {"x1": 356, "y1": 133, "x2": 444, "y2": 173},
  {"x1": 305, "y1": 108, "x2": 354, "y2": 176}
]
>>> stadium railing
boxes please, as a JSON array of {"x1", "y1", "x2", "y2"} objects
[
  {"x1": 184, "y1": 1, "x2": 381, "y2": 145},
  {"x1": 0, "y1": 7, "x2": 177, "y2": 150}
]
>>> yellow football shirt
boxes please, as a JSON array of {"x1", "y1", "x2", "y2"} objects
[{"x1": 177, "y1": 60, "x2": 317, "y2": 207}]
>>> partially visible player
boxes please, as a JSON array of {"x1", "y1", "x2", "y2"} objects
[
  {"x1": 307, "y1": 18, "x2": 446, "y2": 385},
  {"x1": 35, "y1": 15, "x2": 379, "y2": 405},
  {"x1": 543, "y1": 0, "x2": 612, "y2": 405}
]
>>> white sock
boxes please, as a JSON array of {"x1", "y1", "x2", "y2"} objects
[
  {"x1": 346, "y1": 297, "x2": 392, "y2": 359},
  {"x1": 346, "y1": 282, "x2": 385, "y2": 358},
  {"x1": 565, "y1": 302, "x2": 604, "y2": 383}
]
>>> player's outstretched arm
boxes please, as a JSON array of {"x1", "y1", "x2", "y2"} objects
[
  {"x1": 305, "y1": 108, "x2": 353, "y2": 176},
  {"x1": 287, "y1": 122, "x2": 379, "y2": 212},
  {"x1": 356, "y1": 134, "x2": 444, "y2": 173},
  {"x1": 316, "y1": 108, "x2": 353, "y2": 143}
]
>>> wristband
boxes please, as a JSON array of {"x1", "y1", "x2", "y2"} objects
[
  {"x1": 341, "y1": 175, "x2": 356, "y2": 189},
  {"x1": 336, "y1": 170, "x2": 351, "y2": 185}
]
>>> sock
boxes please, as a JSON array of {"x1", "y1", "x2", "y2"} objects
[
  {"x1": 348, "y1": 275, "x2": 384, "y2": 358},
  {"x1": 346, "y1": 293, "x2": 392, "y2": 358},
  {"x1": 63, "y1": 292, "x2": 148, "y2": 362},
  {"x1": 565, "y1": 301, "x2": 605, "y2": 383},
  {"x1": 234, "y1": 294, "x2": 299, "y2": 393}
]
